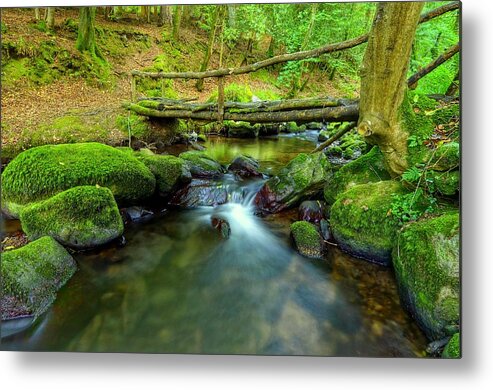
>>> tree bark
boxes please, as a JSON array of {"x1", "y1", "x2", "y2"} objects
[
  {"x1": 172, "y1": 5, "x2": 183, "y2": 41},
  {"x1": 76, "y1": 7, "x2": 99, "y2": 57},
  {"x1": 35, "y1": 8, "x2": 41, "y2": 21},
  {"x1": 358, "y1": 2, "x2": 424, "y2": 176},
  {"x1": 46, "y1": 7, "x2": 55, "y2": 31},
  {"x1": 408, "y1": 43, "x2": 459, "y2": 89}
]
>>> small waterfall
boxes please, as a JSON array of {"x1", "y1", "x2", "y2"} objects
[{"x1": 222, "y1": 174, "x2": 266, "y2": 208}]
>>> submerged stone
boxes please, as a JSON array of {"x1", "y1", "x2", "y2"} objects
[
  {"x1": 290, "y1": 221, "x2": 324, "y2": 259},
  {"x1": 169, "y1": 179, "x2": 228, "y2": 207},
  {"x1": 392, "y1": 212, "x2": 460, "y2": 340},
  {"x1": 1, "y1": 236, "x2": 77, "y2": 318},
  {"x1": 20, "y1": 186, "x2": 124, "y2": 249},
  {"x1": 1, "y1": 142, "x2": 156, "y2": 218}
]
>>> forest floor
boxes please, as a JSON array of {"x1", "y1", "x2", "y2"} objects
[{"x1": 1, "y1": 8, "x2": 356, "y2": 157}]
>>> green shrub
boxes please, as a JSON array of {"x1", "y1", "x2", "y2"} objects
[{"x1": 208, "y1": 83, "x2": 253, "y2": 103}]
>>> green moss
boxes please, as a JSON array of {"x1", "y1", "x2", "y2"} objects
[
  {"x1": 427, "y1": 170, "x2": 460, "y2": 196},
  {"x1": 1, "y1": 142, "x2": 155, "y2": 217},
  {"x1": 208, "y1": 83, "x2": 253, "y2": 103},
  {"x1": 116, "y1": 113, "x2": 151, "y2": 139},
  {"x1": 290, "y1": 221, "x2": 324, "y2": 259},
  {"x1": 285, "y1": 121, "x2": 306, "y2": 133},
  {"x1": 256, "y1": 152, "x2": 333, "y2": 212},
  {"x1": 223, "y1": 121, "x2": 260, "y2": 138},
  {"x1": 20, "y1": 186, "x2": 124, "y2": 249},
  {"x1": 179, "y1": 151, "x2": 225, "y2": 178},
  {"x1": 1, "y1": 236, "x2": 77, "y2": 316},
  {"x1": 392, "y1": 212, "x2": 460, "y2": 339},
  {"x1": 442, "y1": 333, "x2": 460, "y2": 358},
  {"x1": 430, "y1": 142, "x2": 460, "y2": 171},
  {"x1": 324, "y1": 147, "x2": 391, "y2": 205},
  {"x1": 330, "y1": 181, "x2": 407, "y2": 265},
  {"x1": 134, "y1": 152, "x2": 191, "y2": 196}
]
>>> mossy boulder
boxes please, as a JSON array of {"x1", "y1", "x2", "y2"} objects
[
  {"x1": 134, "y1": 152, "x2": 192, "y2": 196},
  {"x1": 1, "y1": 142, "x2": 156, "y2": 217},
  {"x1": 224, "y1": 121, "x2": 260, "y2": 138},
  {"x1": 324, "y1": 147, "x2": 391, "y2": 206},
  {"x1": 442, "y1": 333, "x2": 460, "y2": 358},
  {"x1": 1, "y1": 236, "x2": 77, "y2": 318},
  {"x1": 20, "y1": 186, "x2": 124, "y2": 249},
  {"x1": 179, "y1": 151, "x2": 225, "y2": 179},
  {"x1": 427, "y1": 170, "x2": 460, "y2": 196},
  {"x1": 330, "y1": 181, "x2": 407, "y2": 265},
  {"x1": 284, "y1": 121, "x2": 306, "y2": 133},
  {"x1": 254, "y1": 152, "x2": 333, "y2": 213},
  {"x1": 290, "y1": 221, "x2": 324, "y2": 259},
  {"x1": 228, "y1": 155, "x2": 263, "y2": 179},
  {"x1": 430, "y1": 142, "x2": 460, "y2": 171},
  {"x1": 392, "y1": 212, "x2": 460, "y2": 340}
]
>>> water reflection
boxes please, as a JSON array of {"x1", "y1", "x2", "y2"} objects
[{"x1": 2, "y1": 199, "x2": 426, "y2": 356}]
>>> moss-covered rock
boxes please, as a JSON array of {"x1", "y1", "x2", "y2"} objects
[
  {"x1": 1, "y1": 236, "x2": 77, "y2": 317},
  {"x1": 427, "y1": 170, "x2": 460, "y2": 196},
  {"x1": 284, "y1": 121, "x2": 306, "y2": 133},
  {"x1": 392, "y1": 212, "x2": 460, "y2": 340},
  {"x1": 442, "y1": 333, "x2": 460, "y2": 358},
  {"x1": 20, "y1": 186, "x2": 124, "y2": 249},
  {"x1": 228, "y1": 155, "x2": 263, "y2": 179},
  {"x1": 179, "y1": 151, "x2": 225, "y2": 179},
  {"x1": 324, "y1": 147, "x2": 391, "y2": 206},
  {"x1": 430, "y1": 142, "x2": 460, "y2": 171},
  {"x1": 290, "y1": 221, "x2": 324, "y2": 259},
  {"x1": 224, "y1": 121, "x2": 260, "y2": 138},
  {"x1": 1, "y1": 142, "x2": 156, "y2": 217},
  {"x1": 254, "y1": 152, "x2": 333, "y2": 213},
  {"x1": 134, "y1": 152, "x2": 192, "y2": 196},
  {"x1": 330, "y1": 181, "x2": 407, "y2": 265}
]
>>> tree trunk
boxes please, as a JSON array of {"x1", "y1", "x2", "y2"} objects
[
  {"x1": 446, "y1": 70, "x2": 460, "y2": 96},
  {"x1": 46, "y1": 7, "x2": 55, "y2": 30},
  {"x1": 357, "y1": 2, "x2": 424, "y2": 176},
  {"x1": 76, "y1": 7, "x2": 98, "y2": 57},
  {"x1": 195, "y1": 7, "x2": 221, "y2": 91},
  {"x1": 35, "y1": 8, "x2": 40, "y2": 21},
  {"x1": 172, "y1": 5, "x2": 183, "y2": 41}
]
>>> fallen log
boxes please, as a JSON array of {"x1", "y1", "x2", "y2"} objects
[
  {"x1": 136, "y1": 96, "x2": 357, "y2": 114},
  {"x1": 124, "y1": 102, "x2": 359, "y2": 124}
]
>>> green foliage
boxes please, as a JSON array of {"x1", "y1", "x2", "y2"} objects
[
  {"x1": 252, "y1": 89, "x2": 282, "y2": 101},
  {"x1": 116, "y1": 113, "x2": 150, "y2": 139},
  {"x1": 2, "y1": 236, "x2": 77, "y2": 316},
  {"x1": 20, "y1": 186, "x2": 124, "y2": 249},
  {"x1": 1, "y1": 143, "x2": 156, "y2": 217},
  {"x1": 1, "y1": 21, "x2": 7, "y2": 34},
  {"x1": 208, "y1": 83, "x2": 253, "y2": 103},
  {"x1": 410, "y1": 3, "x2": 459, "y2": 94},
  {"x1": 442, "y1": 333, "x2": 460, "y2": 358}
]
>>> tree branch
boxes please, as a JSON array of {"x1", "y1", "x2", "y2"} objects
[
  {"x1": 311, "y1": 122, "x2": 357, "y2": 153},
  {"x1": 407, "y1": 43, "x2": 459, "y2": 88}
]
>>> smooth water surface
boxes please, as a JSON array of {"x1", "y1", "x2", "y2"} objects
[{"x1": 1, "y1": 133, "x2": 427, "y2": 356}]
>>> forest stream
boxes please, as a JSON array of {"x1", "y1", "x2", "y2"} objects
[{"x1": 1, "y1": 132, "x2": 427, "y2": 356}]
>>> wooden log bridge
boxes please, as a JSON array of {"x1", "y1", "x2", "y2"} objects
[{"x1": 123, "y1": 97, "x2": 360, "y2": 124}]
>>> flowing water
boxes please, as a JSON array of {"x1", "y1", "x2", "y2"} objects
[{"x1": 1, "y1": 133, "x2": 428, "y2": 356}]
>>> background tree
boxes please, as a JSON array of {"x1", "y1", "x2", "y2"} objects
[
  {"x1": 46, "y1": 7, "x2": 55, "y2": 31},
  {"x1": 76, "y1": 7, "x2": 101, "y2": 59}
]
